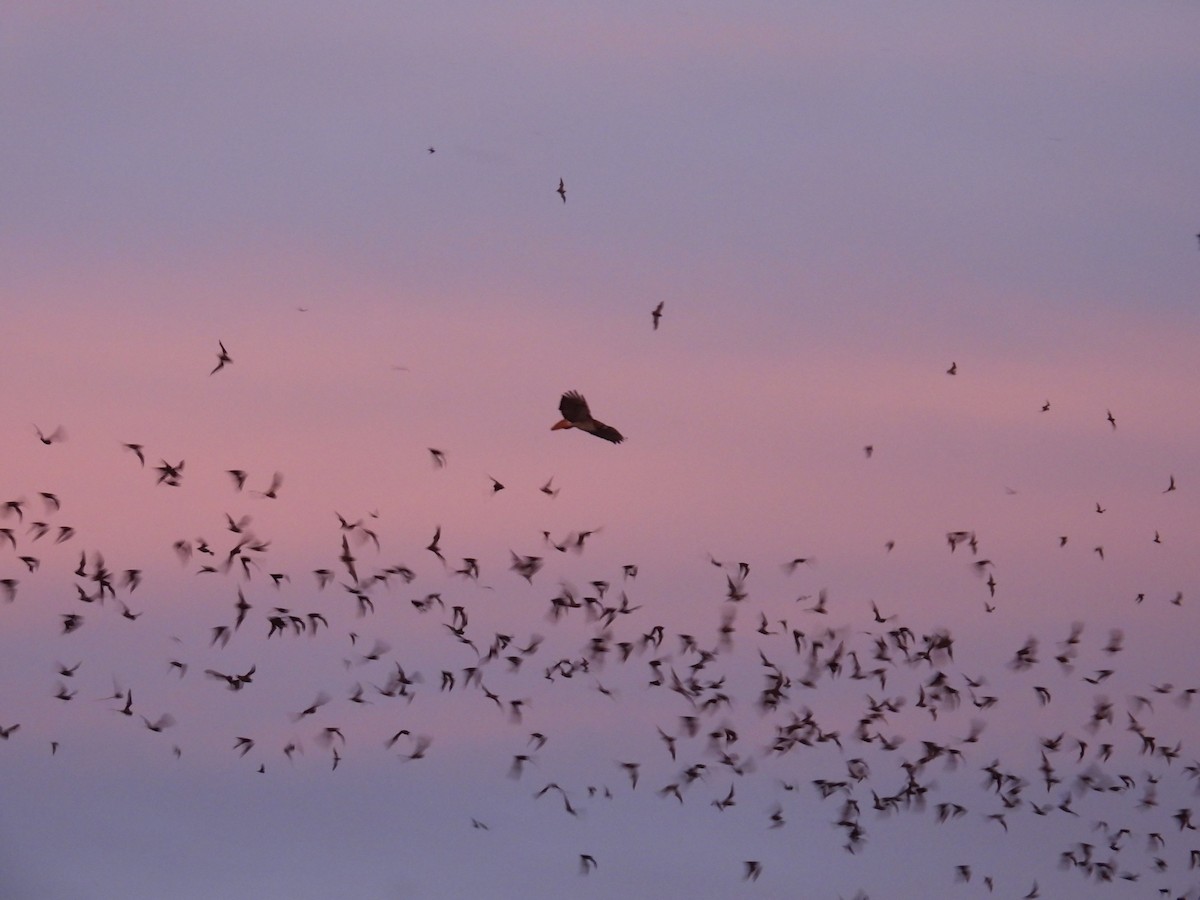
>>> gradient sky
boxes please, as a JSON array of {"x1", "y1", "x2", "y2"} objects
[{"x1": 2, "y1": 4, "x2": 1199, "y2": 899}]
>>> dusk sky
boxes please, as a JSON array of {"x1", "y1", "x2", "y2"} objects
[{"x1": 3, "y1": 4, "x2": 1199, "y2": 899}]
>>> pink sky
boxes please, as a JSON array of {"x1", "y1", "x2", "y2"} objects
[{"x1": 2, "y1": 4, "x2": 1199, "y2": 899}]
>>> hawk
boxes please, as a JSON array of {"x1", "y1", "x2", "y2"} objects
[{"x1": 552, "y1": 391, "x2": 624, "y2": 444}]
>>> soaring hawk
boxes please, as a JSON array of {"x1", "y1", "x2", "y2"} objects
[{"x1": 552, "y1": 391, "x2": 624, "y2": 444}]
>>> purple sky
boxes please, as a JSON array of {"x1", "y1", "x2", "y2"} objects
[{"x1": 2, "y1": 4, "x2": 1199, "y2": 898}]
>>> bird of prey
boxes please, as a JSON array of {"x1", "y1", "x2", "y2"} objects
[
  {"x1": 552, "y1": 392, "x2": 624, "y2": 444},
  {"x1": 557, "y1": 178, "x2": 566, "y2": 203}
]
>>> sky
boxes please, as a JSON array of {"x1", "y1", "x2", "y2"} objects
[{"x1": 2, "y1": 3, "x2": 1199, "y2": 898}]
